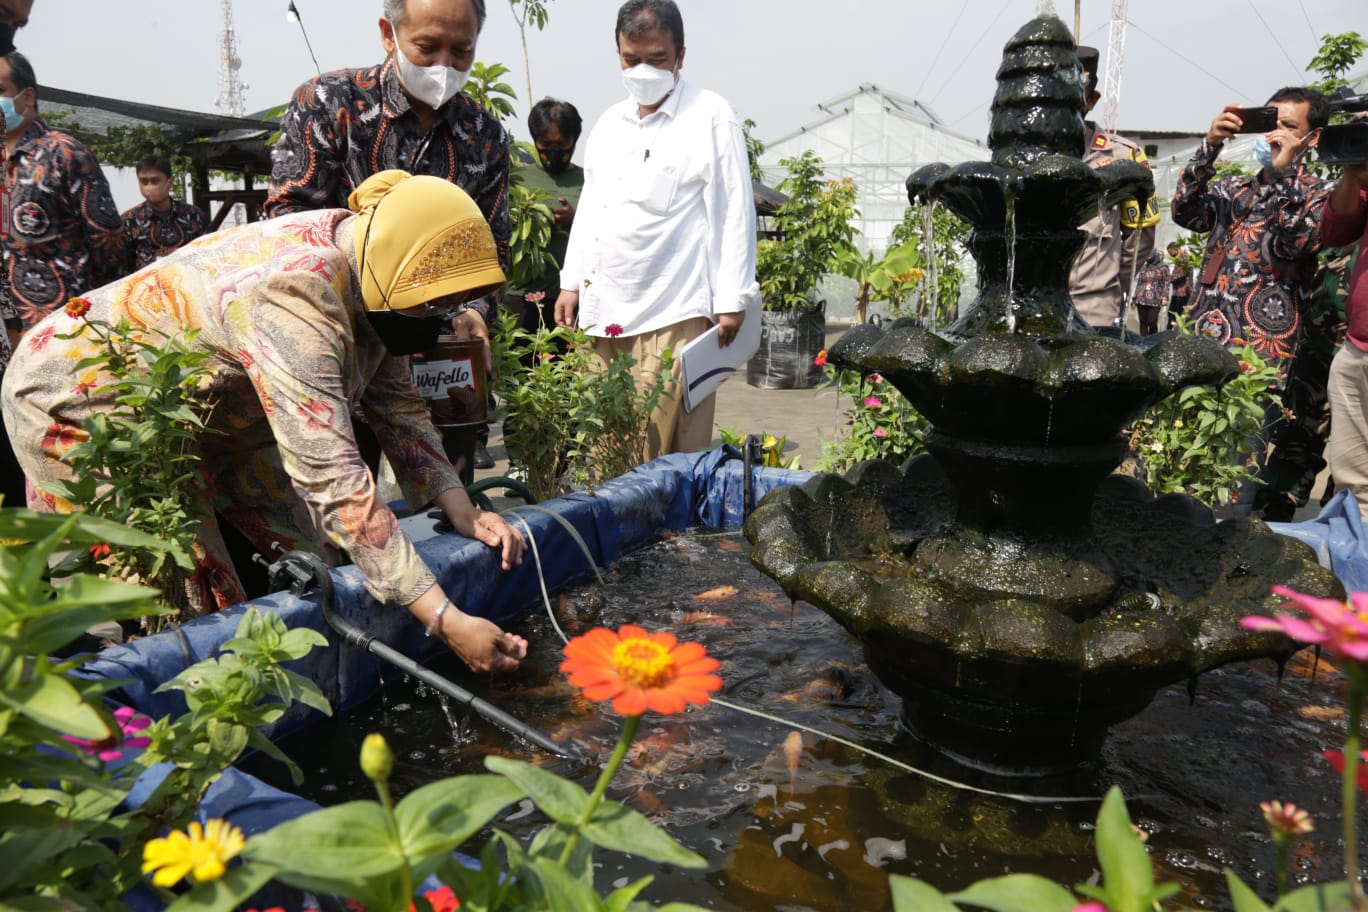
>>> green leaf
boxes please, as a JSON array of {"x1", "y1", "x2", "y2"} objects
[
  {"x1": 1273, "y1": 881, "x2": 1357, "y2": 911},
  {"x1": 0, "y1": 671, "x2": 109, "y2": 739},
  {"x1": 580, "y1": 799, "x2": 706, "y2": 869},
  {"x1": 484, "y1": 755, "x2": 588, "y2": 824},
  {"x1": 0, "y1": 826, "x2": 86, "y2": 892},
  {"x1": 163, "y1": 860, "x2": 281, "y2": 912},
  {"x1": 888, "y1": 875, "x2": 963, "y2": 912},
  {"x1": 1224, "y1": 869, "x2": 1272, "y2": 912},
  {"x1": 522, "y1": 854, "x2": 606, "y2": 912},
  {"x1": 243, "y1": 801, "x2": 403, "y2": 891},
  {"x1": 603, "y1": 875, "x2": 654, "y2": 912},
  {"x1": 1091, "y1": 786, "x2": 1154, "y2": 912},
  {"x1": 949, "y1": 874, "x2": 1080, "y2": 911},
  {"x1": 394, "y1": 774, "x2": 523, "y2": 868}
]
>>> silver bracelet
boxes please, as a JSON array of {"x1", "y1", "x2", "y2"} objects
[{"x1": 424, "y1": 597, "x2": 451, "y2": 637}]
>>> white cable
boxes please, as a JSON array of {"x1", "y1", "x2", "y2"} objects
[{"x1": 503, "y1": 504, "x2": 1103, "y2": 805}]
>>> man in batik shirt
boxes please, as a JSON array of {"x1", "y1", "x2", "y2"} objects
[
  {"x1": 266, "y1": 0, "x2": 508, "y2": 473},
  {"x1": 1173, "y1": 87, "x2": 1332, "y2": 368},
  {"x1": 120, "y1": 155, "x2": 209, "y2": 272},
  {"x1": 0, "y1": 50, "x2": 122, "y2": 335},
  {"x1": 1171, "y1": 86, "x2": 1333, "y2": 514}
]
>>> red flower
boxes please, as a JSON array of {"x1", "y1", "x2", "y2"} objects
[
  {"x1": 90, "y1": 542, "x2": 112, "y2": 560},
  {"x1": 1324, "y1": 749, "x2": 1368, "y2": 792},
  {"x1": 604, "y1": 323, "x2": 624, "y2": 338},
  {"x1": 813, "y1": 348, "x2": 828, "y2": 367},
  {"x1": 561, "y1": 624, "x2": 721, "y2": 716},
  {"x1": 65, "y1": 296, "x2": 92, "y2": 319},
  {"x1": 416, "y1": 885, "x2": 460, "y2": 912}
]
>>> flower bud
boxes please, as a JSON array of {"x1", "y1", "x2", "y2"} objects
[{"x1": 360, "y1": 733, "x2": 393, "y2": 782}]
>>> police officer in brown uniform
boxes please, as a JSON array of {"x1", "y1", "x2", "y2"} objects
[{"x1": 1068, "y1": 46, "x2": 1161, "y2": 330}]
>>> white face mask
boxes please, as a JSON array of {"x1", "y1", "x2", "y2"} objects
[
  {"x1": 621, "y1": 62, "x2": 677, "y2": 107},
  {"x1": 393, "y1": 43, "x2": 469, "y2": 110}
]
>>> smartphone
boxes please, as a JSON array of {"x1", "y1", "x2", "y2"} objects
[{"x1": 1231, "y1": 106, "x2": 1279, "y2": 134}]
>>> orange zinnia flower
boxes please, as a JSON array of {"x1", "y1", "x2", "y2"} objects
[
  {"x1": 65, "y1": 296, "x2": 92, "y2": 319},
  {"x1": 560, "y1": 624, "x2": 721, "y2": 716}
]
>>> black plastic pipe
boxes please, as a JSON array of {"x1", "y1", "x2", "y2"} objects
[{"x1": 268, "y1": 549, "x2": 576, "y2": 760}]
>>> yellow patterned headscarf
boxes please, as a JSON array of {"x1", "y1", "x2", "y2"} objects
[{"x1": 347, "y1": 170, "x2": 506, "y2": 313}]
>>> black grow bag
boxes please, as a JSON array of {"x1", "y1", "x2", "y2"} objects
[{"x1": 746, "y1": 304, "x2": 827, "y2": 390}]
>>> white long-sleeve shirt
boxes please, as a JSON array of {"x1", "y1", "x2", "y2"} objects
[{"x1": 560, "y1": 78, "x2": 760, "y2": 337}]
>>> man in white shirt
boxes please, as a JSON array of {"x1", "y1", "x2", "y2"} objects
[{"x1": 554, "y1": 0, "x2": 758, "y2": 461}]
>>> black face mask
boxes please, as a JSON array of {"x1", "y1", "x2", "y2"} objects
[
  {"x1": 538, "y1": 147, "x2": 574, "y2": 175},
  {"x1": 0, "y1": 23, "x2": 15, "y2": 57},
  {"x1": 365, "y1": 311, "x2": 447, "y2": 356}
]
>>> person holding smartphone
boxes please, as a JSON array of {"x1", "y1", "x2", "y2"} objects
[{"x1": 1171, "y1": 86, "x2": 1334, "y2": 516}]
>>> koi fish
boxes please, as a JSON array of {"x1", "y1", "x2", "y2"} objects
[
  {"x1": 681, "y1": 609, "x2": 733, "y2": 627},
  {"x1": 784, "y1": 730, "x2": 804, "y2": 799},
  {"x1": 691, "y1": 585, "x2": 737, "y2": 602}
]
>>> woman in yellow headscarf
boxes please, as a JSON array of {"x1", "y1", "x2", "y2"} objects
[{"x1": 1, "y1": 170, "x2": 528, "y2": 673}]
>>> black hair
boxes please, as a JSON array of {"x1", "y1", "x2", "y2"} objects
[
  {"x1": 4, "y1": 48, "x2": 34, "y2": 94},
  {"x1": 136, "y1": 155, "x2": 174, "y2": 178},
  {"x1": 528, "y1": 97, "x2": 583, "y2": 143},
  {"x1": 615, "y1": 0, "x2": 684, "y2": 52},
  {"x1": 1266, "y1": 86, "x2": 1331, "y2": 130}
]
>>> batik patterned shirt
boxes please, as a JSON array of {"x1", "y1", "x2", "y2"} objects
[
  {"x1": 121, "y1": 199, "x2": 210, "y2": 272},
  {"x1": 265, "y1": 58, "x2": 510, "y2": 322},
  {"x1": 1, "y1": 119, "x2": 123, "y2": 331},
  {"x1": 1171, "y1": 139, "x2": 1333, "y2": 369},
  {"x1": 0, "y1": 211, "x2": 461, "y2": 613}
]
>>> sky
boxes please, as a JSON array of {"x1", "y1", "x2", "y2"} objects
[{"x1": 18, "y1": 0, "x2": 1367, "y2": 208}]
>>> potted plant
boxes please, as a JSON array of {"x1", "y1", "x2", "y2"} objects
[{"x1": 748, "y1": 151, "x2": 858, "y2": 389}]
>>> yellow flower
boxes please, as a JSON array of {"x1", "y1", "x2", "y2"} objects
[{"x1": 142, "y1": 819, "x2": 244, "y2": 887}]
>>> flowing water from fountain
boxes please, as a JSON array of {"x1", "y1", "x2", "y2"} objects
[
  {"x1": 244, "y1": 531, "x2": 1361, "y2": 912},
  {"x1": 921, "y1": 201, "x2": 939, "y2": 330}
]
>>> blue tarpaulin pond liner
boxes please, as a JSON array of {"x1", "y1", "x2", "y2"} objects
[
  {"x1": 72, "y1": 448, "x2": 813, "y2": 900},
  {"x1": 67, "y1": 450, "x2": 1368, "y2": 907}
]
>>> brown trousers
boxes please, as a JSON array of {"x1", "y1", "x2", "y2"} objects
[{"x1": 592, "y1": 316, "x2": 716, "y2": 463}]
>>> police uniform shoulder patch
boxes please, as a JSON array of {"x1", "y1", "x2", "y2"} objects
[{"x1": 1092, "y1": 133, "x2": 1109, "y2": 149}]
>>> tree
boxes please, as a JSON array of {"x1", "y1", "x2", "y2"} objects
[{"x1": 507, "y1": 0, "x2": 555, "y2": 106}]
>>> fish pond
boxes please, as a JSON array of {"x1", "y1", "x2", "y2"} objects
[{"x1": 244, "y1": 530, "x2": 1358, "y2": 911}]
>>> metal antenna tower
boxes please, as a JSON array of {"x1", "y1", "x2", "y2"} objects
[
  {"x1": 1097, "y1": 0, "x2": 1129, "y2": 133},
  {"x1": 216, "y1": 0, "x2": 247, "y2": 116}
]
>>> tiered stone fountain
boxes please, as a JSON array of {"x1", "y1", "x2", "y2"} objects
[{"x1": 745, "y1": 15, "x2": 1341, "y2": 776}]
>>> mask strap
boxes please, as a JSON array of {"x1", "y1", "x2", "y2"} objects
[{"x1": 359, "y1": 197, "x2": 393, "y2": 312}]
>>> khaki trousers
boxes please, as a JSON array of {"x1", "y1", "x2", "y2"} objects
[
  {"x1": 592, "y1": 316, "x2": 715, "y2": 463},
  {"x1": 1328, "y1": 343, "x2": 1368, "y2": 518}
]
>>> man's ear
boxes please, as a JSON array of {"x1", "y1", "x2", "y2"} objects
[
  {"x1": 1306, "y1": 126, "x2": 1322, "y2": 148},
  {"x1": 379, "y1": 16, "x2": 397, "y2": 56}
]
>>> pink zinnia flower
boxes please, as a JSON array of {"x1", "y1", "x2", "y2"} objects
[
  {"x1": 813, "y1": 349, "x2": 828, "y2": 367},
  {"x1": 64, "y1": 705, "x2": 153, "y2": 762},
  {"x1": 873, "y1": 427, "x2": 889, "y2": 438},
  {"x1": 1073, "y1": 904, "x2": 1109, "y2": 912},
  {"x1": 863, "y1": 396, "x2": 882, "y2": 409},
  {"x1": 524, "y1": 291, "x2": 546, "y2": 304},
  {"x1": 1240, "y1": 585, "x2": 1368, "y2": 662},
  {"x1": 867, "y1": 372, "x2": 882, "y2": 383},
  {"x1": 604, "y1": 323, "x2": 624, "y2": 338},
  {"x1": 1260, "y1": 800, "x2": 1313, "y2": 838}
]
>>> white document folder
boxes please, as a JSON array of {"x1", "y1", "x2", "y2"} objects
[{"x1": 677, "y1": 302, "x2": 762, "y2": 412}]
